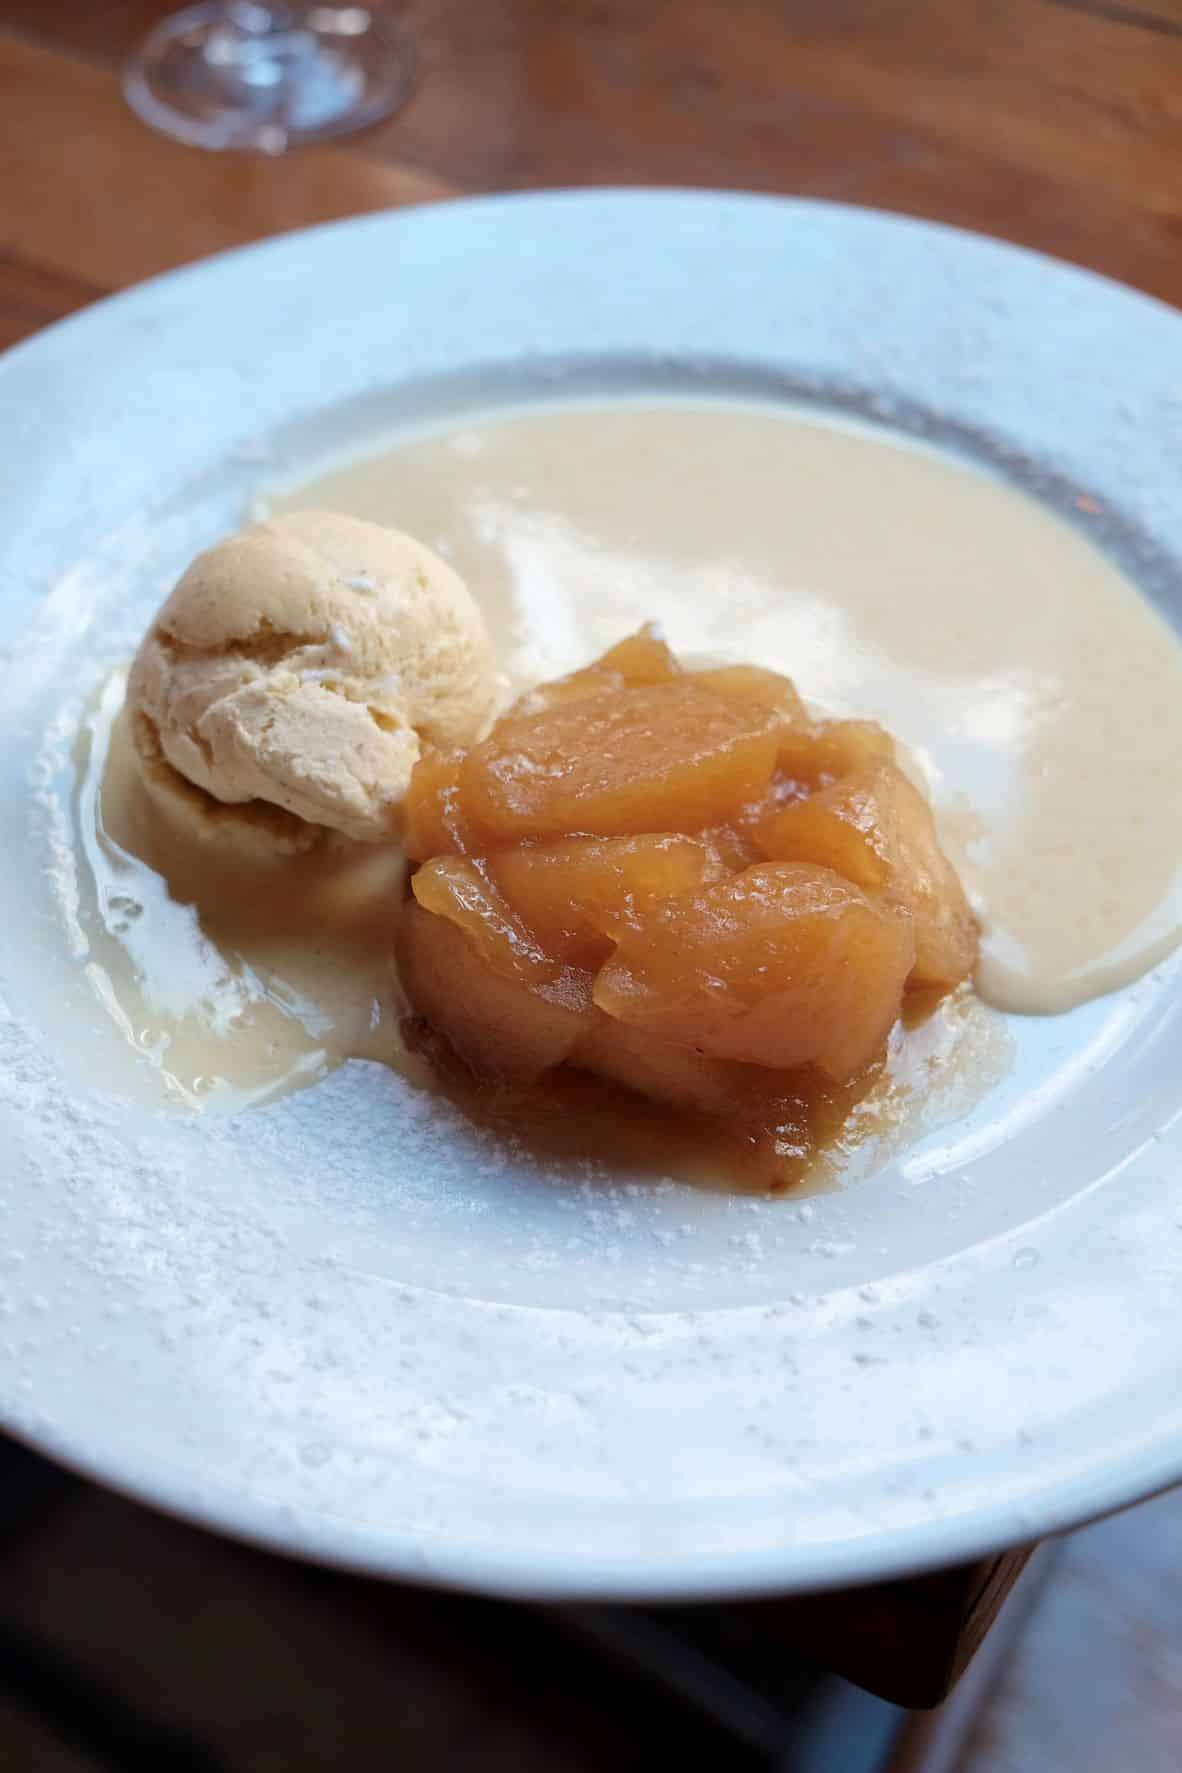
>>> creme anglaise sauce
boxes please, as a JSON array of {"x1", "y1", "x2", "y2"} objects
[{"x1": 68, "y1": 399, "x2": 1182, "y2": 1166}]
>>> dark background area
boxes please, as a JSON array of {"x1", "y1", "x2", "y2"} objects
[{"x1": 4, "y1": 1431, "x2": 1182, "y2": 1770}]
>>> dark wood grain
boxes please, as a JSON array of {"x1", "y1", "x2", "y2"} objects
[
  {"x1": 0, "y1": 250, "x2": 103, "y2": 352},
  {"x1": 4, "y1": 0, "x2": 1182, "y2": 342},
  {"x1": 740, "y1": 1547, "x2": 1035, "y2": 1710},
  {"x1": 0, "y1": 33, "x2": 454, "y2": 297}
]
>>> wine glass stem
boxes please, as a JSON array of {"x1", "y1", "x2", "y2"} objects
[
  {"x1": 226, "y1": 2, "x2": 297, "y2": 31},
  {"x1": 207, "y1": 3, "x2": 316, "y2": 97},
  {"x1": 123, "y1": 0, "x2": 413, "y2": 151}
]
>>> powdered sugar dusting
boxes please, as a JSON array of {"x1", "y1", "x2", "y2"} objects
[{"x1": 1, "y1": 192, "x2": 1181, "y2": 1599}]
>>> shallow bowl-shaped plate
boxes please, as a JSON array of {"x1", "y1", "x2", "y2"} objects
[{"x1": 1, "y1": 192, "x2": 1180, "y2": 1599}]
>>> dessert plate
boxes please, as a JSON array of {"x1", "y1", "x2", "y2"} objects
[{"x1": 1, "y1": 192, "x2": 1180, "y2": 1598}]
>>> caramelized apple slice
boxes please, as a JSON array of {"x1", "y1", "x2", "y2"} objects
[
  {"x1": 754, "y1": 763, "x2": 977, "y2": 988},
  {"x1": 752, "y1": 767, "x2": 896, "y2": 891},
  {"x1": 882, "y1": 767, "x2": 978, "y2": 988},
  {"x1": 488, "y1": 834, "x2": 714, "y2": 967},
  {"x1": 403, "y1": 749, "x2": 477, "y2": 861},
  {"x1": 595, "y1": 625, "x2": 682, "y2": 685},
  {"x1": 460, "y1": 682, "x2": 781, "y2": 841},
  {"x1": 398, "y1": 902, "x2": 593, "y2": 1080},
  {"x1": 714, "y1": 722, "x2": 895, "y2": 846},
  {"x1": 777, "y1": 718, "x2": 896, "y2": 787},
  {"x1": 411, "y1": 856, "x2": 558, "y2": 983},
  {"x1": 701, "y1": 825, "x2": 765, "y2": 874},
  {"x1": 509, "y1": 666, "x2": 621, "y2": 715},
  {"x1": 594, "y1": 861, "x2": 915, "y2": 1080},
  {"x1": 689, "y1": 664, "x2": 806, "y2": 725},
  {"x1": 509, "y1": 625, "x2": 681, "y2": 715},
  {"x1": 572, "y1": 1015, "x2": 753, "y2": 1117}
]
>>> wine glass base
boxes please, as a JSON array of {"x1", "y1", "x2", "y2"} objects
[{"x1": 124, "y1": 3, "x2": 414, "y2": 153}]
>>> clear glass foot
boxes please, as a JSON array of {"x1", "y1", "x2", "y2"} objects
[{"x1": 123, "y1": 3, "x2": 414, "y2": 153}]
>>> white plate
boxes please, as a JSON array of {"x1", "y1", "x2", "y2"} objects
[{"x1": 1, "y1": 192, "x2": 1180, "y2": 1600}]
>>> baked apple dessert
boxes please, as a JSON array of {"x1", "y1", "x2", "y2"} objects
[{"x1": 397, "y1": 627, "x2": 977, "y2": 1189}]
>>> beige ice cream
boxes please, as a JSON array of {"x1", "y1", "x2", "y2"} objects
[{"x1": 127, "y1": 511, "x2": 498, "y2": 846}]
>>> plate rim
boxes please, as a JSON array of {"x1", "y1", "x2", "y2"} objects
[
  {"x1": 7, "y1": 184, "x2": 1182, "y2": 380},
  {"x1": 3, "y1": 186, "x2": 1181, "y2": 1600}
]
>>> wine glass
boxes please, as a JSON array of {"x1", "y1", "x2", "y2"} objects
[{"x1": 123, "y1": 3, "x2": 414, "y2": 153}]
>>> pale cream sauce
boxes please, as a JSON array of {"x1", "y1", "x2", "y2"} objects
[
  {"x1": 273, "y1": 399, "x2": 1182, "y2": 1015},
  {"x1": 79, "y1": 669, "x2": 425, "y2": 1112},
  {"x1": 71, "y1": 397, "x2": 1182, "y2": 1148}
]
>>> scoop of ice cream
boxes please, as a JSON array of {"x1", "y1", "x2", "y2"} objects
[{"x1": 127, "y1": 511, "x2": 499, "y2": 844}]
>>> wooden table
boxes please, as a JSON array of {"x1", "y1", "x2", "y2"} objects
[
  {"x1": 1, "y1": 0, "x2": 1177, "y2": 1725},
  {"x1": 3, "y1": 0, "x2": 1182, "y2": 350}
]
